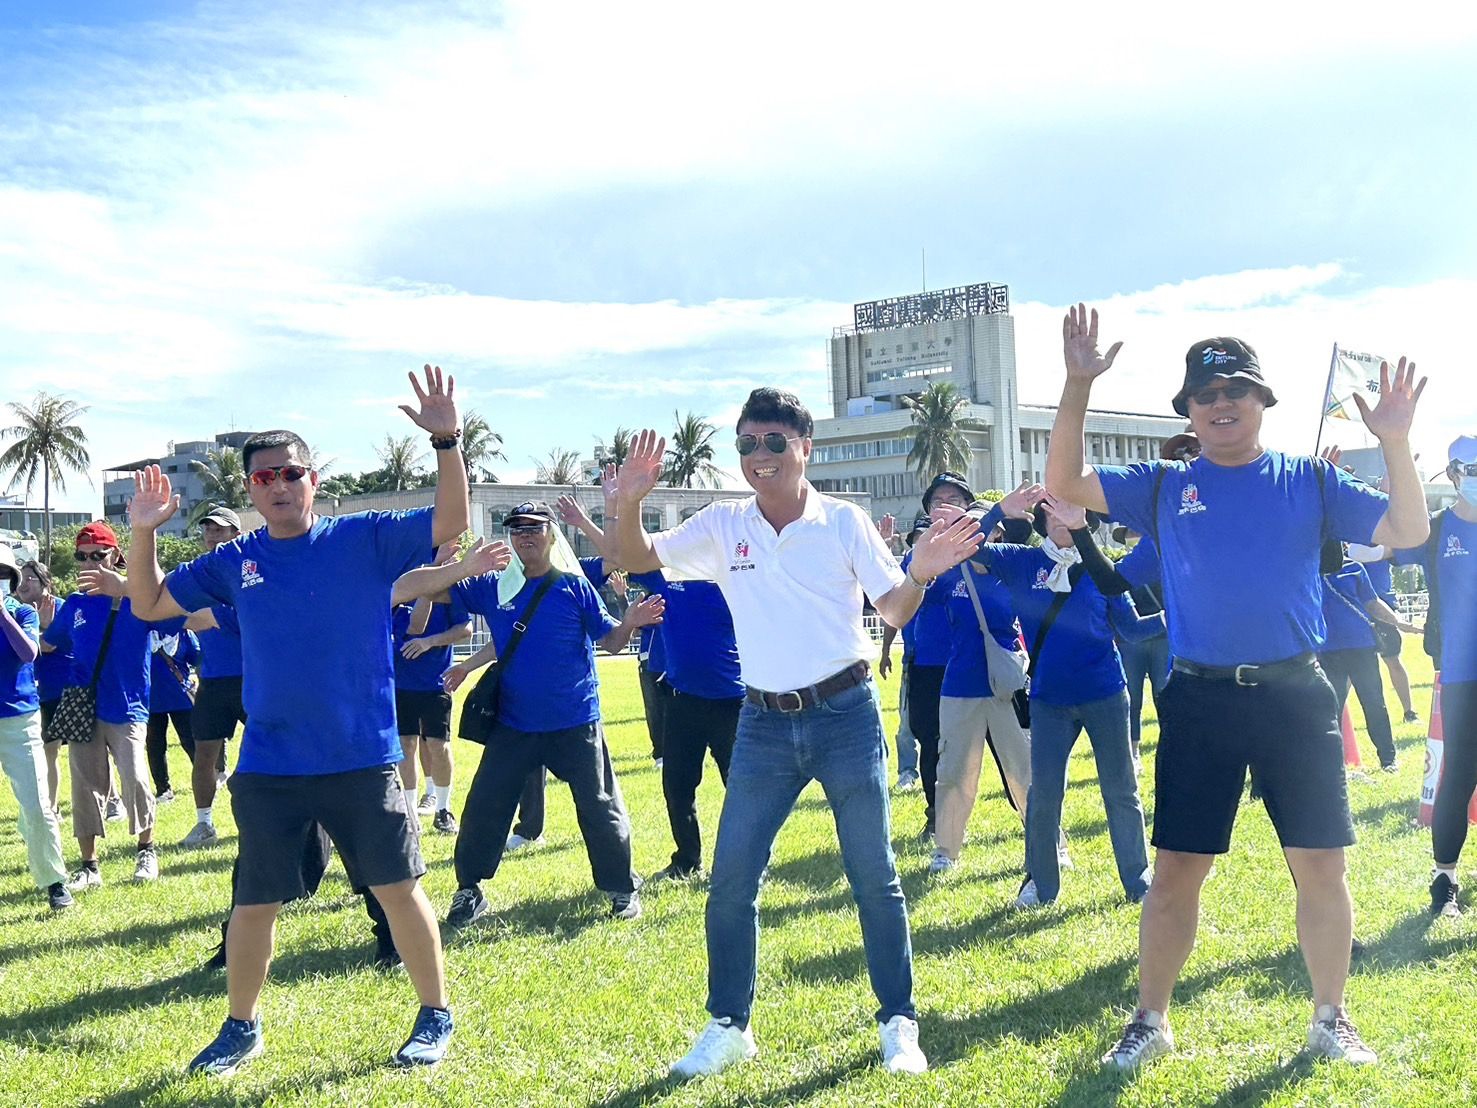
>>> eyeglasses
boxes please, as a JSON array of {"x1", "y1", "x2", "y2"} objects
[
  {"x1": 74, "y1": 550, "x2": 110, "y2": 563},
  {"x1": 1188, "y1": 382, "x2": 1256, "y2": 407},
  {"x1": 1452, "y1": 462, "x2": 1477, "y2": 478},
  {"x1": 248, "y1": 465, "x2": 310, "y2": 486},
  {"x1": 507, "y1": 523, "x2": 548, "y2": 536},
  {"x1": 736, "y1": 432, "x2": 801, "y2": 456}
]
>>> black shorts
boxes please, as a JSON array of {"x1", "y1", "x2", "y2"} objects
[
  {"x1": 40, "y1": 699, "x2": 57, "y2": 738},
  {"x1": 395, "y1": 688, "x2": 453, "y2": 741},
  {"x1": 1374, "y1": 621, "x2": 1403, "y2": 659},
  {"x1": 193, "y1": 676, "x2": 246, "y2": 743},
  {"x1": 228, "y1": 764, "x2": 424, "y2": 905},
  {"x1": 1151, "y1": 664, "x2": 1354, "y2": 854}
]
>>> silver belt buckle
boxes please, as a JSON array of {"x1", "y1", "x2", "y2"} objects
[
  {"x1": 1234, "y1": 664, "x2": 1260, "y2": 688},
  {"x1": 775, "y1": 690, "x2": 805, "y2": 712}
]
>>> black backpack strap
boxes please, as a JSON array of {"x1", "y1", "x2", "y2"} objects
[
  {"x1": 89, "y1": 602, "x2": 122, "y2": 689},
  {"x1": 1026, "y1": 564, "x2": 1084, "y2": 679},
  {"x1": 497, "y1": 569, "x2": 563, "y2": 672}
]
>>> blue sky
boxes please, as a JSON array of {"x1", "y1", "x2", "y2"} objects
[{"x1": 2, "y1": 1, "x2": 1475, "y2": 510}]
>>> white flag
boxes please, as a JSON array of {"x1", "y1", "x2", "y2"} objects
[{"x1": 1323, "y1": 346, "x2": 1384, "y2": 423}]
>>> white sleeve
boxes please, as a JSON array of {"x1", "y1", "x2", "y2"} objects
[
  {"x1": 842, "y1": 502, "x2": 905, "y2": 603},
  {"x1": 650, "y1": 508, "x2": 725, "y2": 582}
]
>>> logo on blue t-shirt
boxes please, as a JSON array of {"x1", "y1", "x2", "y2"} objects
[
  {"x1": 1446, "y1": 534, "x2": 1470, "y2": 558},
  {"x1": 1033, "y1": 567, "x2": 1051, "y2": 590},
  {"x1": 241, "y1": 559, "x2": 264, "y2": 588},
  {"x1": 1178, "y1": 483, "x2": 1207, "y2": 516},
  {"x1": 73, "y1": 609, "x2": 85, "y2": 628}
]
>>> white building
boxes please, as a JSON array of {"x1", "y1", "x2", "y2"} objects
[
  {"x1": 809, "y1": 282, "x2": 1187, "y2": 521},
  {"x1": 102, "y1": 432, "x2": 256, "y2": 538}
]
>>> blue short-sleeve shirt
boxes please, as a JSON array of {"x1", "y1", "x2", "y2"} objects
[
  {"x1": 659, "y1": 580, "x2": 743, "y2": 700},
  {"x1": 392, "y1": 596, "x2": 471, "y2": 693},
  {"x1": 1, "y1": 600, "x2": 40, "y2": 718},
  {"x1": 42, "y1": 594, "x2": 168, "y2": 725}
]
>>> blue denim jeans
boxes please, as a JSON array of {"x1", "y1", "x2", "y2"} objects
[
  {"x1": 1118, "y1": 634, "x2": 1170, "y2": 750},
  {"x1": 705, "y1": 678, "x2": 916, "y2": 1029},
  {"x1": 1024, "y1": 690, "x2": 1149, "y2": 904}
]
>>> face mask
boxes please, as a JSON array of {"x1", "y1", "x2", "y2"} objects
[{"x1": 1459, "y1": 475, "x2": 1477, "y2": 507}]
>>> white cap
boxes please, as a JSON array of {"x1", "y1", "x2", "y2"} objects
[{"x1": 1449, "y1": 435, "x2": 1477, "y2": 466}]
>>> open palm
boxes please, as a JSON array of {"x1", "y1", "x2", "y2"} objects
[
  {"x1": 129, "y1": 465, "x2": 179, "y2": 532},
  {"x1": 1062, "y1": 303, "x2": 1123, "y2": 381},
  {"x1": 1353, "y1": 357, "x2": 1426, "y2": 443},
  {"x1": 616, "y1": 430, "x2": 666, "y2": 507}
]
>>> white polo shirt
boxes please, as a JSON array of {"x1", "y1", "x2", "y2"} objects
[{"x1": 651, "y1": 483, "x2": 903, "y2": 691}]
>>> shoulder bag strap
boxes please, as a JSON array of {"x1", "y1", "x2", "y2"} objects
[
  {"x1": 958, "y1": 561, "x2": 994, "y2": 639},
  {"x1": 496, "y1": 569, "x2": 563, "y2": 672},
  {"x1": 89, "y1": 602, "x2": 122, "y2": 689},
  {"x1": 1026, "y1": 566, "x2": 1084, "y2": 679}
]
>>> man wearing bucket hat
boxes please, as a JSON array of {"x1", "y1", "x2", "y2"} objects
[{"x1": 1047, "y1": 306, "x2": 1429, "y2": 1068}]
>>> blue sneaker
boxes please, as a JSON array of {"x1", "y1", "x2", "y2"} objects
[
  {"x1": 394, "y1": 1005, "x2": 453, "y2": 1067},
  {"x1": 189, "y1": 1016, "x2": 263, "y2": 1075}
]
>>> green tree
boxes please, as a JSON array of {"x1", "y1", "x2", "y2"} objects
[
  {"x1": 903, "y1": 381, "x2": 980, "y2": 480},
  {"x1": 0, "y1": 393, "x2": 91, "y2": 567},
  {"x1": 591, "y1": 426, "x2": 633, "y2": 482},
  {"x1": 461, "y1": 410, "x2": 506, "y2": 483},
  {"x1": 375, "y1": 434, "x2": 427, "y2": 492},
  {"x1": 662, "y1": 411, "x2": 726, "y2": 489},
  {"x1": 532, "y1": 448, "x2": 583, "y2": 486},
  {"x1": 186, "y1": 445, "x2": 249, "y2": 527}
]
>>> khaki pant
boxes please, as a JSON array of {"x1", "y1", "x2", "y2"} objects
[
  {"x1": 68, "y1": 719, "x2": 153, "y2": 839},
  {"x1": 935, "y1": 694, "x2": 1032, "y2": 859},
  {"x1": 0, "y1": 712, "x2": 67, "y2": 889}
]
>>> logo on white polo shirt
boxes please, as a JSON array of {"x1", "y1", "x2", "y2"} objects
[
  {"x1": 1177, "y1": 483, "x2": 1207, "y2": 516},
  {"x1": 729, "y1": 538, "x2": 756, "y2": 573},
  {"x1": 1445, "y1": 534, "x2": 1469, "y2": 558},
  {"x1": 241, "y1": 559, "x2": 264, "y2": 589}
]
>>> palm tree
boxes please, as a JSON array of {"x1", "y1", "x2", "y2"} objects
[
  {"x1": 376, "y1": 434, "x2": 427, "y2": 492},
  {"x1": 903, "y1": 381, "x2": 980, "y2": 481},
  {"x1": 186, "y1": 445, "x2": 249, "y2": 527},
  {"x1": 532, "y1": 448, "x2": 583, "y2": 486},
  {"x1": 0, "y1": 393, "x2": 91, "y2": 565},
  {"x1": 663, "y1": 411, "x2": 726, "y2": 489},
  {"x1": 461, "y1": 410, "x2": 506, "y2": 483},
  {"x1": 591, "y1": 426, "x2": 633, "y2": 482}
]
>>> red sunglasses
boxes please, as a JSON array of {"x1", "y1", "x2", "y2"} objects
[{"x1": 248, "y1": 465, "x2": 311, "y2": 487}]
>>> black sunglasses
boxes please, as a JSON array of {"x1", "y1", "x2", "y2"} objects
[
  {"x1": 74, "y1": 550, "x2": 111, "y2": 563},
  {"x1": 1189, "y1": 381, "x2": 1256, "y2": 407},
  {"x1": 736, "y1": 432, "x2": 800, "y2": 456},
  {"x1": 1451, "y1": 462, "x2": 1477, "y2": 478},
  {"x1": 507, "y1": 523, "x2": 548, "y2": 536}
]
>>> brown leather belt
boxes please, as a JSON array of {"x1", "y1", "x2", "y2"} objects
[{"x1": 745, "y1": 661, "x2": 870, "y2": 712}]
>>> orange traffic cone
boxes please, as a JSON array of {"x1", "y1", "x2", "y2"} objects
[{"x1": 1418, "y1": 674, "x2": 1477, "y2": 827}]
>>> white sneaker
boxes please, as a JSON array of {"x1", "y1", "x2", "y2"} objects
[
  {"x1": 505, "y1": 833, "x2": 546, "y2": 853},
  {"x1": 896, "y1": 769, "x2": 920, "y2": 790},
  {"x1": 216, "y1": 771, "x2": 228, "y2": 788},
  {"x1": 67, "y1": 867, "x2": 102, "y2": 891},
  {"x1": 133, "y1": 847, "x2": 159, "y2": 882},
  {"x1": 1057, "y1": 843, "x2": 1075, "y2": 872},
  {"x1": 417, "y1": 792, "x2": 437, "y2": 815},
  {"x1": 927, "y1": 851, "x2": 956, "y2": 877},
  {"x1": 105, "y1": 796, "x2": 125, "y2": 822},
  {"x1": 1307, "y1": 1005, "x2": 1377, "y2": 1064},
  {"x1": 1012, "y1": 878, "x2": 1041, "y2": 909},
  {"x1": 654, "y1": 758, "x2": 664, "y2": 770},
  {"x1": 1102, "y1": 1008, "x2": 1173, "y2": 1069},
  {"x1": 669, "y1": 1018, "x2": 756, "y2": 1079},
  {"x1": 879, "y1": 1014, "x2": 927, "y2": 1074},
  {"x1": 179, "y1": 821, "x2": 218, "y2": 849}
]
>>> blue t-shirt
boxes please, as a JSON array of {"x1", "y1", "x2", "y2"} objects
[
  {"x1": 164, "y1": 509, "x2": 434, "y2": 776},
  {"x1": 630, "y1": 569, "x2": 666, "y2": 676},
  {"x1": 1362, "y1": 558, "x2": 1396, "y2": 606},
  {"x1": 979, "y1": 545, "x2": 1133, "y2": 706},
  {"x1": 42, "y1": 594, "x2": 167, "y2": 725},
  {"x1": 660, "y1": 579, "x2": 743, "y2": 700},
  {"x1": 32, "y1": 600, "x2": 71, "y2": 703},
  {"x1": 1320, "y1": 561, "x2": 1379, "y2": 653},
  {"x1": 941, "y1": 564, "x2": 1022, "y2": 698},
  {"x1": 149, "y1": 630, "x2": 200, "y2": 714},
  {"x1": 1099, "y1": 453, "x2": 1388, "y2": 666},
  {"x1": 901, "y1": 550, "x2": 951, "y2": 667},
  {"x1": 1397, "y1": 511, "x2": 1477, "y2": 684},
  {"x1": 392, "y1": 597, "x2": 470, "y2": 693},
  {"x1": 197, "y1": 605, "x2": 243, "y2": 679},
  {"x1": 452, "y1": 570, "x2": 619, "y2": 732},
  {"x1": 580, "y1": 557, "x2": 612, "y2": 587},
  {"x1": 1, "y1": 600, "x2": 40, "y2": 718}
]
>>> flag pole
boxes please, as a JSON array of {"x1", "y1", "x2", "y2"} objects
[{"x1": 1314, "y1": 342, "x2": 1339, "y2": 455}]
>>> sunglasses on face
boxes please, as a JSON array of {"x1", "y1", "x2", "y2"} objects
[
  {"x1": 1452, "y1": 462, "x2": 1477, "y2": 478},
  {"x1": 507, "y1": 524, "x2": 548, "y2": 536},
  {"x1": 1189, "y1": 382, "x2": 1256, "y2": 407},
  {"x1": 248, "y1": 465, "x2": 310, "y2": 487},
  {"x1": 74, "y1": 550, "x2": 110, "y2": 563},
  {"x1": 736, "y1": 432, "x2": 801, "y2": 456}
]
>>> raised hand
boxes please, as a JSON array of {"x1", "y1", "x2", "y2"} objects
[
  {"x1": 607, "y1": 570, "x2": 628, "y2": 595},
  {"x1": 79, "y1": 565, "x2": 127, "y2": 598},
  {"x1": 624, "y1": 593, "x2": 665, "y2": 628},
  {"x1": 556, "y1": 494, "x2": 592, "y2": 530},
  {"x1": 909, "y1": 513, "x2": 984, "y2": 580},
  {"x1": 433, "y1": 539, "x2": 460, "y2": 566},
  {"x1": 1042, "y1": 491, "x2": 1087, "y2": 530},
  {"x1": 129, "y1": 465, "x2": 180, "y2": 533},
  {"x1": 1062, "y1": 303, "x2": 1123, "y2": 381},
  {"x1": 876, "y1": 514, "x2": 896, "y2": 543},
  {"x1": 398, "y1": 363, "x2": 459, "y2": 437},
  {"x1": 1353, "y1": 356, "x2": 1427, "y2": 443},
  {"x1": 460, "y1": 537, "x2": 512, "y2": 578},
  {"x1": 615, "y1": 429, "x2": 665, "y2": 507},
  {"x1": 999, "y1": 479, "x2": 1047, "y2": 519},
  {"x1": 1319, "y1": 445, "x2": 1343, "y2": 469}
]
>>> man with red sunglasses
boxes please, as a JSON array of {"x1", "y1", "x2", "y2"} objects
[{"x1": 125, "y1": 366, "x2": 480, "y2": 1076}]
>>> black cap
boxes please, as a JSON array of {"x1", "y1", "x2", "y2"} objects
[
  {"x1": 503, "y1": 500, "x2": 555, "y2": 525},
  {"x1": 999, "y1": 518, "x2": 1034, "y2": 545},
  {"x1": 922, "y1": 472, "x2": 974, "y2": 511},
  {"x1": 905, "y1": 515, "x2": 932, "y2": 545},
  {"x1": 1172, "y1": 338, "x2": 1278, "y2": 417}
]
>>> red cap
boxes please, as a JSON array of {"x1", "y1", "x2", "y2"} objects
[{"x1": 76, "y1": 521, "x2": 119, "y2": 549}]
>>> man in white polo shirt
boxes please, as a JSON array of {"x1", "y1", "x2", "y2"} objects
[{"x1": 612, "y1": 387, "x2": 982, "y2": 1079}]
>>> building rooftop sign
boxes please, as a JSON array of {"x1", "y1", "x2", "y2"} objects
[{"x1": 849, "y1": 282, "x2": 1009, "y2": 335}]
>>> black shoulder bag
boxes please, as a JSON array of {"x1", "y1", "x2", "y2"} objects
[
  {"x1": 1422, "y1": 509, "x2": 1448, "y2": 665},
  {"x1": 457, "y1": 571, "x2": 562, "y2": 745},
  {"x1": 46, "y1": 601, "x2": 121, "y2": 745}
]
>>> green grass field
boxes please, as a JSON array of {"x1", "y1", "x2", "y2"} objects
[{"x1": 0, "y1": 646, "x2": 1473, "y2": 1107}]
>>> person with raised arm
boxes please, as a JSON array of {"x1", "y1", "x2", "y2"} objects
[
  {"x1": 124, "y1": 365, "x2": 482, "y2": 1076},
  {"x1": 610, "y1": 387, "x2": 982, "y2": 1080},
  {"x1": 1045, "y1": 306, "x2": 1428, "y2": 1069}
]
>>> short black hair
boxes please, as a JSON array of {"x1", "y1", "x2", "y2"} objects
[
  {"x1": 242, "y1": 430, "x2": 313, "y2": 475},
  {"x1": 736, "y1": 388, "x2": 813, "y2": 438}
]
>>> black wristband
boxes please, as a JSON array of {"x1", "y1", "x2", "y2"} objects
[{"x1": 430, "y1": 429, "x2": 462, "y2": 450}]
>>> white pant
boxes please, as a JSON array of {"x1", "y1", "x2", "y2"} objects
[{"x1": 0, "y1": 711, "x2": 67, "y2": 889}]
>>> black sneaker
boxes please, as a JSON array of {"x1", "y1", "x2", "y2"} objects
[
  {"x1": 649, "y1": 863, "x2": 700, "y2": 884},
  {"x1": 446, "y1": 885, "x2": 488, "y2": 928},
  {"x1": 1431, "y1": 872, "x2": 1462, "y2": 918},
  {"x1": 1403, "y1": 710, "x2": 1420, "y2": 724},
  {"x1": 610, "y1": 891, "x2": 642, "y2": 920},
  {"x1": 47, "y1": 882, "x2": 73, "y2": 911},
  {"x1": 374, "y1": 939, "x2": 403, "y2": 971},
  {"x1": 204, "y1": 942, "x2": 227, "y2": 970},
  {"x1": 433, "y1": 809, "x2": 458, "y2": 836}
]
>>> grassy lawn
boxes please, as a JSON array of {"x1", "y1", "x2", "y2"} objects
[{"x1": 0, "y1": 644, "x2": 1473, "y2": 1106}]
